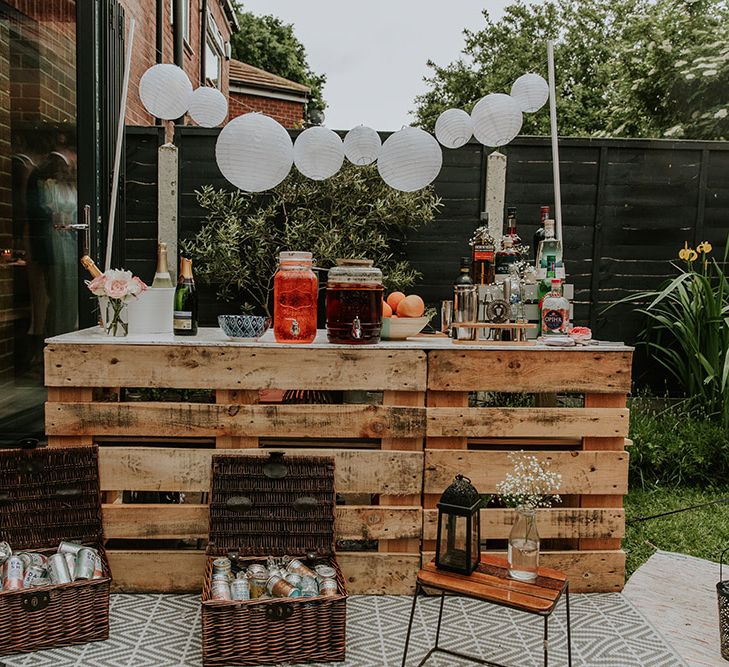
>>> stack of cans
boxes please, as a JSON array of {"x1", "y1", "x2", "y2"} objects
[
  {"x1": 209, "y1": 555, "x2": 340, "y2": 601},
  {"x1": 0, "y1": 540, "x2": 104, "y2": 591}
]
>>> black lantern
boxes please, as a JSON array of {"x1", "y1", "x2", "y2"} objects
[{"x1": 435, "y1": 474, "x2": 481, "y2": 575}]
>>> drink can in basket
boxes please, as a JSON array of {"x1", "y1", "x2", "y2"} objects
[
  {"x1": 3, "y1": 556, "x2": 23, "y2": 591},
  {"x1": 26, "y1": 552, "x2": 47, "y2": 568},
  {"x1": 16, "y1": 552, "x2": 32, "y2": 570},
  {"x1": 48, "y1": 553, "x2": 72, "y2": 584},
  {"x1": 320, "y1": 578, "x2": 338, "y2": 597},
  {"x1": 230, "y1": 577, "x2": 250, "y2": 600},
  {"x1": 315, "y1": 565, "x2": 336, "y2": 581},
  {"x1": 64, "y1": 552, "x2": 76, "y2": 580},
  {"x1": 93, "y1": 554, "x2": 104, "y2": 579},
  {"x1": 284, "y1": 572, "x2": 302, "y2": 588},
  {"x1": 23, "y1": 565, "x2": 45, "y2": 588},
  {"x1": 211, "y1": 579, "x2": 231, "y2": 600},
  {"x1": 58, "y1": 541, "x2": 84, "y2": 556},
  {"x1": 286, "y1": 558, "x2": 316, "y2": 579},
  {"x1": 75, "y1": 548, "x2": 97, "y2": 580},
  {"x1": 0, "y1": 541, "x2": 12, "y2": 565},
  {"x1": 247, "y1": 564, "x2": 268, "y2": 599},
  {"x1": 267, "y1": 574, "x2": 301, "y2": 598},
  {"x1": 300, "y1": 575, "x2": 319, "y2": 597}
]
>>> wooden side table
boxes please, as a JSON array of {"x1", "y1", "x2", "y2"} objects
[{"x1": 402, "y1": 555, "x2": 572, "y2": 667}]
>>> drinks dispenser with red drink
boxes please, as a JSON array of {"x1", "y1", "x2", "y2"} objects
[
  {"x1": 273, "y1": 251, "x2": 318, "y2": 343},
  {"x1": 326, "y1": 259, "x2": 383, "y2": 344}
]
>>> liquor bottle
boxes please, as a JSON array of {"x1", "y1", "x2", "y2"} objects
[
  {"x1": 495, "y1": 237, "x2": 518, "y2": 281},
  {"x1": 173, "y1": 256, "x2": 198, "y2": 336},
  {"x1": 541, "y1": 279, "x2": 570, "y2": 336},
  {"x1": 470, "y1": 221, "x2": 496, "y2": 286},
  {"x1": 152, "y1": 242, "x2": 174, "y2": 288},
  {"x1": 535, "y1": 219, "x2": 563, "y2": 276},
  {"x1": 538, "y1": 254, "x2": 557, "y2": 308},
  {"x1": 504, "y1": 206, "x2": 521, "y2": 248},
  {"x1": 80, "y1": 255, "x2": 102, "y2": 278},
  {"x1": 532, "y1": 205, "x2": 550, "y2": 262},
  {"x1": 454, "y1": 257, "x2": 473, "y2": 285}
]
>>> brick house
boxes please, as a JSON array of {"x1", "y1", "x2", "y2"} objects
[
  {"x1": 228, "y1": 58, "x2": 309, "y2": 128},
  {"x1": 121, "y1": 0, "x2": 238, "y2": 125}
]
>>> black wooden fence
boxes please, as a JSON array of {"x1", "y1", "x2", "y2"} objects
[{"x1": 125, "y1": 126, "x2": 729, "y2": 347}]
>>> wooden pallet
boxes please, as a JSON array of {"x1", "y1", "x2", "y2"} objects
[
  {"x1": 44, "y1": 333, "x2": 633, "y2": 594},
  {"x1": 423, "y1": 347, "x2": 633, "y2": 593}
]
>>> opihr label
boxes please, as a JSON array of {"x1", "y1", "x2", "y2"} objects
[{"x1": 542, "y1": 308, "x2": 568, "y2": 333}]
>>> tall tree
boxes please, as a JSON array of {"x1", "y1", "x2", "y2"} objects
[
  {"x1": 231, "y1": 8, "x2": 326, "y2": 125},
  {"x1": 413, "y1": 0, "x2": 729, "y2": 140}
]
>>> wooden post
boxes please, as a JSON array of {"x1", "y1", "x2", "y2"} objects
[
  {"x1": 485, "y1": 150, "x2": 507, "y2": 245},
  {"x1": 158, "y1": 143, "x2": 178, "y2": 282}
]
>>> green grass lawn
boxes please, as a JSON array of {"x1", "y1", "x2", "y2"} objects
[{"x1": 624, "y1": 485, "x2": 729, "y2": 578}]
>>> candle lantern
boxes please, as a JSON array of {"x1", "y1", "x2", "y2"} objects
[{"x1": 435, "y1": 474, "x2": 481, "y2": 575}]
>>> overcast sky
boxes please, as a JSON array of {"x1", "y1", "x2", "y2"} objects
[{"x1": 241, "y1": 0, "x2": 511, "y2": 131}]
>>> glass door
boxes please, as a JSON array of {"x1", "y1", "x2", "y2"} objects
[{"x1": 0, "y1": 0, "x2": 80, "y2": 442}]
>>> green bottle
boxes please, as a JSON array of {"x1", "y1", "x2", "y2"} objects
[{"x1": 173, "y1": 256, "x2": 198, "y2": 336}]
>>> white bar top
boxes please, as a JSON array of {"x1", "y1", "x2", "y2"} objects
[{"x1": 46, "y1": 327, "x2": 633, "y2": 352}]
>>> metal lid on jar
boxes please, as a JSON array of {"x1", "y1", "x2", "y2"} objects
[
  {"x1": 327, "y1": 258, "x2": 383, "y2": 286},
  {"x1": 279, "y1": 251, "x2": 313, "y2": 265}
]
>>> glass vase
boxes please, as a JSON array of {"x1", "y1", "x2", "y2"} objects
[
  {"x1": 508, "y1": 506, "x2": 539, "y2": 581},
  {"x1": 104, "y1": 297, "x2": 129, "y2": 337}
]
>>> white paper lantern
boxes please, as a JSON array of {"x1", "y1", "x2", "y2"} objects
[
  {"x1": 377, "y1": 127, "x2": 442, "y2": 192},
  {"x1": 215, "y1": 113, "x2": 293, "y2": 192},
  {"x1": 188, "y1": 86, "x2": 228, "y2": 127},
  {"x1": 511, "y1": 73, "x2": 550, "y2": 113},
  {"x1": 434, "y1": 109, "x2": 473, "y2": 149},
  {"x1": 139, "y1": 64, "x2": 193, "y2": 120},
  {"x1": 343, "y1": 125, "x2": 381, "y2": 165},
  {"x1": 294, "y1": 126, "x2": 344, "y2": 180},
  {"x1": 471, "y1": 93, "x2": 523, "y2": 147}
]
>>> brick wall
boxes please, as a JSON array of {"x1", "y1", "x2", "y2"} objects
[
  {"x1": 121, "y1": 0, "x2": 232, "y2": 126},
  {"x1": 228, "y1": 92, "x2": 305, "y2": 129}
]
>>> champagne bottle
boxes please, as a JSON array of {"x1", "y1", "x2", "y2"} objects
[
  {"x1": 80, "y1": 255, "x2": 102, "y2": 278},
  {"x1": 152, "y1": 242, "x2": 174, "y2": 288},
  {"x1": 173, "y1": 256, "x2": 198, "y2": 336}
]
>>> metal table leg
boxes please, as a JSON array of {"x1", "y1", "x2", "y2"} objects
[
  {"x1": 434, "y1": 591, "x2": 445, "y2": 649},
  {"x1": 565, "y1": 585, "x2": 572, "y2": 667},
  {"x1": 543, "y1": 615, "x2": 549, "y2": 667},
  {"x1": 401, "y1": 583, "x2": 421, "y2": 667}
]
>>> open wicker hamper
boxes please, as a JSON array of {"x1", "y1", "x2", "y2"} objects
[
  {"x1": 202, "y1": 452, "x2": 347, "y2": 667},
  {"x1": 0, "y1": 444, "x2": 111, "y2": 656}
]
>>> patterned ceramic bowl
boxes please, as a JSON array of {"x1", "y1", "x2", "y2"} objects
[{"x1": 218, "y1": 315, "x2": 270, "y2": 341}]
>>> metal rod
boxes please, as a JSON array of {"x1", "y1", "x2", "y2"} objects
[
  {"x1": 401, "y1": 583, "x2": 420, "y2": 667},
  {"x1": 434, "y1": 591, "x2": 445, "y2": 648},
  {"x1": 104, "y1": 18, "x2": 135, "y2": 272},
  {"x1": 547, "y1": 40, "x2": 563, "y2": 242},
  {"x1": 566, "y1": 586, "x2": 572, "y2": 667}
]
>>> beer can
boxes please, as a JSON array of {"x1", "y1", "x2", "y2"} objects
[
  {"x1": 212, "y1": 557, "x2": 231, "y2": 573},
  {"x1": 320, "y1": 578, "x2": 338, "y2": 597},
  {"x1": 93, "y1": 554, "x2": 104, "y2": 579},
  {"x1": 315, "y1": 565, "x2": 336, "y2": 581},
  {"x1": 285, "y1": 558, "x2": 316, "y2": 579},
  {"x1": 211, "y1": 579, "x2": 231, "y2": 601},
  {"x1": 300, "y1": 575, "x2": 319, "y2": 597},
  {"x1": 48, "y1": 553, "x2": 72, "y2": 584},
  {"x1": 75, "y1": 548, "x2": 97, "y2": 580},
  {"x1": 267, "y1": 574, "x2": 301, "y2": 598},
  {"x1": 230, "y1": 578, "x2": 250, "y2": 600},
  {"x1": 26, "y1": 552, "x2": 47, "y2": 568},
  {"x1": 23, "y1": 565, "x2": 45, "y2": 588},
  {"x1": 0, "y1": 541, "x2": 12, "y2": 565},
  {"x1": 3, "y1": 556, "x2": 23, "y2": 591},
  {"x1": 31, "y1": 577, "x2": 51, "y2": 587},
  {"x1": 64, "y1": 552, "x2": 76, "y2": 580},
  {"x1": 247, "y1": 564, "x2": 268, "y2": 599},
  {"x1": 16, "y1": 552, "x2": 32, "y2": 571},
  {"x1": 284, "y1": 572, "x2": 302, "y2": 588},
  {"x1": 58, "y1": 541, "x2": 84, "y2": 556}
]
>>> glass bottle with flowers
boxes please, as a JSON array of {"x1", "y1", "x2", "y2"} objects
[
  {"x1": 86, "y1": 269, "x2": 147, "y2": 336},
  {"x1": 496, "y1": 451, "x2": 562, "y2": 581}
]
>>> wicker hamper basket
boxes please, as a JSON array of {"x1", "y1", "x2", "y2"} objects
[
  {"x1": 0, "y1": 444, "x2": 111, "y2": 656},
  {"x1": 202, "y1": 452, "x2": 347, "y2": 667}
]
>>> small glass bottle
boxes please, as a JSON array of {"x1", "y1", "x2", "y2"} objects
[
  {"x1": 495, "y1": 237, "x2": 518, "y2": 281},
  {"x1": 173, "y1": 257, "x2": 198, "y2": 336},
  {"x1": 532, "y1": 205, "x2": 550, "y2": 262},
  {"x1": 470, "y1": 222, "x2": 496, "y2": 286},
  {"x1": 508, "y1": 506, "x2": 540, "y2": 581},
  {"x1": 273, "y1": 251, "x2": 318, "y2": 343},
  {"x1": 541, "y1": 279, "x2": 570, "y2": 336},
  {"x1": 504, "y1": 206, "x2": 521, "y2": 248},
  {"x1": 454, "y1": 257, "x2": 473, "y2": 286}
]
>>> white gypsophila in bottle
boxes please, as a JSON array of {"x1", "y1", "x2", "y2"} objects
[{"x1": 495, "y1": 451, "x2": 562, "y2": 509}]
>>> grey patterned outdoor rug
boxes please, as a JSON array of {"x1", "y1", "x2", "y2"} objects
[{"x1": 3, "y1": 593, "x2": 684, "y2": 667}]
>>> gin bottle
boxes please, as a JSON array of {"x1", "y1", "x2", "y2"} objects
[{"x1": 541, "y1": 279, "x2": 570, "y2": 336}]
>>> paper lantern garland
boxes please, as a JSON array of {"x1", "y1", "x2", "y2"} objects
[
  {"x1": 139, "y1": 64, "x2": 193, "y2": 120},
  {"x1": 215, "y1": 113, "x2": 293, "y2": 193},
  {"x1": 294, "y1": 127, "x2": 345, "y2": 180},
  {"x1": 471, "y1": 93, "x2": 523, "y2": 147},
  {"x1": 434, "y1": 109, "x2": 473, "y2": 149},
  {"x1": 511, "y1": 73, "x2": 549, "y2": 113},
  {"x1": 343, "y1": 125, "x2": 381, "y2": 165},
  {"x1": 377, "y1": 127, "x2": 442, "y2": 192},
  {"x1": 188, "y1": 86, "x2": 228, "y2": 127}
]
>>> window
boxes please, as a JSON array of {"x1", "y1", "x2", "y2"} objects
[
  {"x1": 169, "y1": 0, "x2": 190, "y2": 44},
  {"x1": 205, "y1": 36, "x2": 221, "y2": 88}
]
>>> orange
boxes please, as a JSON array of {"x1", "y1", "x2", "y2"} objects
[
  {"x1": 397, "y1": 294, "x2": 425, "y2": 318},
  {"x1": 386, "y1": 292, "x2": 406, "y2": 312},
  {"x1": 382, "y1": 300, "x2": 393, "y2": 318}
]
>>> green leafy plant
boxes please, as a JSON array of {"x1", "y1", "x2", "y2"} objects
[
  {"x1": 613, "y1": 238, "x2": 729, "y2": 425},
  {"x1": 181, "y1": 163, "x2": 442, "y2": 316}
]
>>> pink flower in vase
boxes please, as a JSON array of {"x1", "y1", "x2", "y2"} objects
[
  {"x1": 129, "y1": 276, "x2": 148, "y2": 296},
  {"x1": 106, "y1": 279, "x2": 129, "y2": 300},
  {"x1": 86, "y1": 273, "x2": 106, "y2": 296}
]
